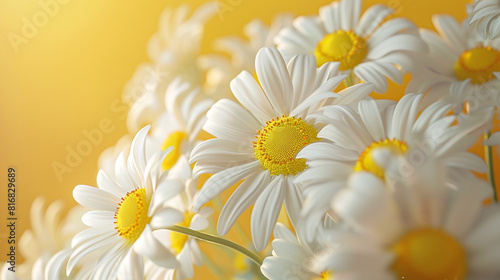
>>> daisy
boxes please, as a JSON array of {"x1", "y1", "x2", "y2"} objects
[
  {"x1": 0, "y1": 199, "x2": 87, "y2": 280},
  {"x1": 316, "y1": 164, "x2": 500, "y2": 279},
  {"x1": 407, "y1": 14, "x2": 500, "y2": 110},
  {"x1": 296, "y1": 94, "x2": 494, "y2": 242},
  {"x1": 274, "y1": 0, "x2": 427, "y2": 93},
  {"x1": 68, "y1": 125, "x2": 186, "y2": 279},
  {"x1": 216, "y1": 13, "x2": 294, "y2": 74},
  {"x1": 469, "y1": 0, "x2": 500, "y2": 39},
  {"x1": 100, "y1": 79, "x2": 212, "y2": 176},
  {"x1": 123, "y1": 3, "x2": 232, "y2": 133},
  {"x1": 138, "y1": 156, "x2": 212, "y2": 280},
  {"x1": 190, "y1": 47, "x2": 374, "y2": 251}
]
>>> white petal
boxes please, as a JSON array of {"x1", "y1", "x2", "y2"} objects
[
  {"x1": 150, "y1": 207, "x2": 184, "y2": 229},
  {"x1": 251, "y1": 177, "x2": 285, "y2": 251},
  {"x1": 73, "y1": 185, "x2": 119, "y2": 211},
  {"x1": 255, "y1": 47, "x2": 293, "y2": 115},
  {"x1": 134, "y1": 225, "x2": 180, "y2": 268},
  {"x1": 193, "y1": 161, "x2": 261, "y2": 212},
  {"x1": 81, "y1": 210, "x2": 115, "y2": 227},
  {"x1": 217, "y1": 171, "x2": 270, "y2": 236},
  {"x1": 230, "y1": 71, "x2": 274, "y2": 123}
]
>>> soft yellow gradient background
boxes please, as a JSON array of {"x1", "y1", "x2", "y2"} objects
[{"x1": 1, "y1": 0, "x2": 497, "y2": 278}]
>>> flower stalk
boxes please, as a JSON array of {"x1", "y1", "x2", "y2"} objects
[
  {"x1": 485, "y1": 131, "x2": 497, "y2": 202},
  {"x1": 167, "y1": 225, "x2": 264, "y2": 267}
]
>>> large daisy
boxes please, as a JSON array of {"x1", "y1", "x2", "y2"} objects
[
  {"x1": 68, "y1": 126, "x2": 186, "y2": 279},
  {"x1": 274, "y1": 0, "x2": 427, "y2": 93},
  {"x1": 190, "y1": 47, "x2": 374, "y2": 251},
  {"x1": 469, "y1": 0, "x2": 500, "y2": 39},
  {"x1": 296, "y1": 94, "x2": 494, "y2": 242},
  {"x1": 407, "y1": 14, "x2": 500, "y2": 110},
  {"x1": 314, "y1": 165, "x2": 500, "y2": 279}
]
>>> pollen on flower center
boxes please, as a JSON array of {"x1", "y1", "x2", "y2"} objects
[
  {"x1": 170, "y1": 212, "x2": 193, "y2": 254},
  {"x1": 161, "y1": 131, "x2": 187, "y2": 170},
  {"x1": 391, "y1": 228, "x2": 467, "y2": 280},
  {"x1": 354, "y1": 138, "x2": 408, "y2": 179},
  {"x1": 314, "y1": 30, "x2": 368, "y2": 70},
  {"x1": 253, "y1": 115, "x2": 319, "y2": 176},
  {"x1": 454, "y1": 46, "x2": 500, "y2": 84},
  {"x1": 315, "y1": 270, "x2": 333, "y2": 280},
  {"x1": 115, "y1": 188, "x2": 151, "y2": 243}
]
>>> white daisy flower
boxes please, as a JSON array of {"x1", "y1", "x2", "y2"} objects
[
  {"x1": 296, "y1": 94, "x2": 494, "y2": 241},
  {"x1": 190, "y1": 47, "x2": 374, "y2": 251},
  {"x1": 274, "y1": 0, "x2": 427, "y2": 93},
  {"x1": 68, "y1": 126, "x2": 186, "y2": 279},
  {"x1": 0, "y1": 199, "x2": 87, "y2": 280},
  {"x1": 136, "y1": 156, "x2": 212, "y2": 280},
  {"x1": 318, "y1": 165, "x2": 500, "y2": 279},
  {"x1": 216, "y1": 13, "x2": 294, "y2": 74},
  {"x1": 100, "y1": 79, "x2": 213, "y2": 176},
  {"x1": 469, "y1": 0, "x2": 500, "y2": 39},
  {"x1": 124, "y1": 3, "x2": 232, "y2": 133},
  {"x1": 407, "y1": 14, "x2": 500, "y2": 110}
]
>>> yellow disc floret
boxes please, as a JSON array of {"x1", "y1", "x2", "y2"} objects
[
  {"x1": 170, "y1": 212, "x2": 193, "y2": 254},
  {"x1": 254, "y1": 115, "x2": 319, "y2": 176},
  {"x1": 314, "y1": 30, "x2": 368, "y2": 70},
  {"x1": 161, "y1": 131, "x2": 187, "y2": 170},
  {"x1": 115, "y1": 188, "x2": 151, "y2": 243},
  {"x1": 391, "y1": 228, "x2": 467, "y2": 280},
  {"x1": 454, "y1": 46, "x2": 500, "y2": 84},
  {"x1": 354, "y1": 138, "x2": 408, "y2": 179}
]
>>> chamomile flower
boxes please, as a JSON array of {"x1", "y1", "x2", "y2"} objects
[
  {"x1": 407, "y1": 15, "x2": 500, "y2": 110},
  {"x1": 124, "y1": 3, "x2": 232, "y2": 132},
  {"x1": 317, "y1": 165, "x2": 500, "y2": 279},
  {"x1": 469, "y1": 0, "x2": 500, "y2": 39},
  {"x1": 0, "y1": 199, "x2": 87, "y2": 280},
  {"x1": 69, "y1": 126, "x2": 186, "y2": 279},
  {"x1": 190, "y1": 47, "x2": 374, "y2": 251},
  {"x1": 100, "y1": 79, "x2": 212, "y2": 176},
  {"x1": 216, "y1": 13, "x2": 294, "y2": 74},
  {"x1": 275, "y1": 0, "x2": 427, "y2": 93},
  {"x1": 296, "y1": 94, "x2": 493, "y2": 241}
]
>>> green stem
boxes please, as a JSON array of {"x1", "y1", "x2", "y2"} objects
[
  {"x1": 484, "y1": 131, "x2": 497, "y2": 202},
  {"x1": 167, "y1": 225, "x2": 264, "y2": 267},
  {"x1": 345, "y1": 70, "x2": 355, "y2": 87}
]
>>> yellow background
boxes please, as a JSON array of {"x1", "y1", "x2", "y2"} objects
[{"x1": 1, "y1": 0, "x2": 496, "y2": 278}]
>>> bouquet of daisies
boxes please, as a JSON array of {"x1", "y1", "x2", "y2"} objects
[{"x1": 4, "y1": 0, "x2": 500, "y2": 279}]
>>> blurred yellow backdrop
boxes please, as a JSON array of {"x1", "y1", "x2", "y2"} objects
[{"x1": 1, "y1": 0, "x2": 496, "y2": 279}]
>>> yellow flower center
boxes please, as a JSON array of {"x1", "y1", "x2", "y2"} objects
[
  {"x1": 354, "y1": 138, "x2": 408, "y2": 179},
  {"x1": 253, "y1": 115, "x2": 319, "y2": 176},
  {"x1": 170, "y1": 212, "x2": 193, "y2": 254},
  {"x1": 115, "y1": 188, "x2": 151, "y2": 243},
  {"x1": 161, "y1": 131, "x2": 187, "y2": 170},
  {"x1": 391, "y1": 228, "x2": 467, "y2": 280},
  {"x1": 316, "y1": 271, "x2": 333, "y2": 280},
  {"x1": 454, "y1": 46, "x2": 500, "y2": 84},
  {"x1": 314, "y1": 30, "x2": 368, "y2": 70}
]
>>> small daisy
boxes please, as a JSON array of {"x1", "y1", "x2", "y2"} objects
[
  {"x1": 318, "y1": 166, "x2": 500, "y2": 279},
  {"x1": 408, "y1": 14, "x2": 500, "y2": 110},
  {"x1": 469, "y1": 0, "x2": 500, "y2": 39},
  {"x1": 216, "y1": 13, "x2": 294, "y2": 74},
  {"x1": 296, "y1": 94, "x2": 493, "y2": 241},
  {"x1": 100, "y1": 79, "x2": 212, "y2": 175},
  {"x1": 0, "y1": 199, "x2": 87, "y2": 280},
  {"x1": 123, "y1": 4, "x2": 232, "y2": 133},
  {"x1": 68, "y1": 126, "x2": 186, "y2": 279},
  {"x1": 190, "y1": 47, "x2": 374, "y2": 251},
  {"x1": 275, "y1": 0, "x2": 427, "y2": 93}
]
